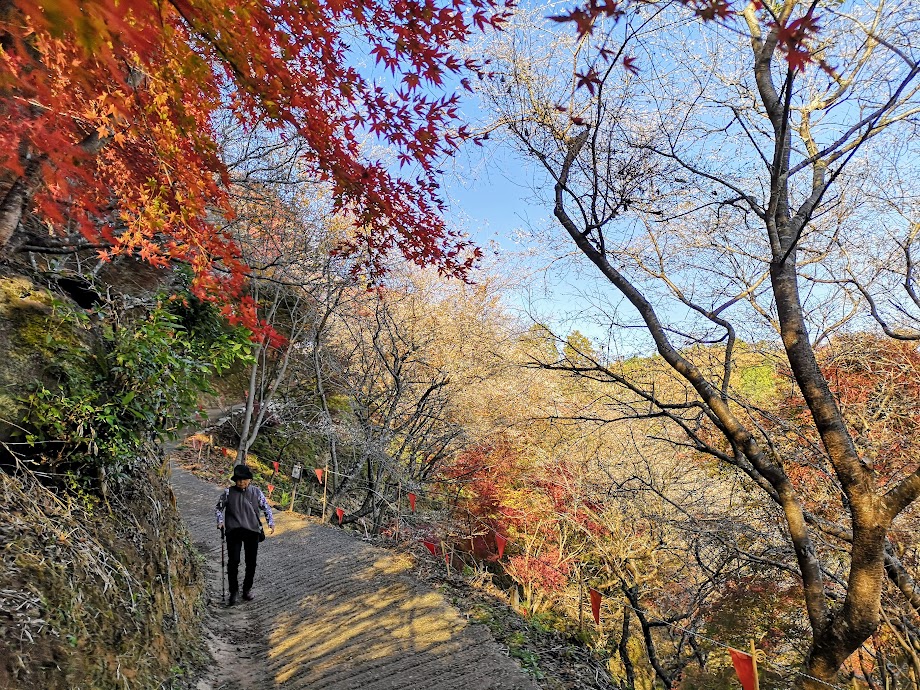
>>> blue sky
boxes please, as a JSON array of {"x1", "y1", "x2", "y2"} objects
[
  {"x1": 440, "y1": 136, "x2": 634, "y2": 350},
  {"x1": 353, "y1": 1, "x2": 654, "y2": 353}
]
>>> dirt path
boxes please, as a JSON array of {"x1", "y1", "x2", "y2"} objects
[{"x1": 169, "y1": 463, "x2": 540, "y2": 690}]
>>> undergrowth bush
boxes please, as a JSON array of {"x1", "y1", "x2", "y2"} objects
[{"x1": 17, "y1": 286, "x2": 252, "y2": 478}]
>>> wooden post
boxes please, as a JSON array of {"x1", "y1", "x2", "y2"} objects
[
  {"x1": 321, "y1": 463, "x2": 329, "y2": 522},
  {"x1": 289, "y1": 464, "x2": 303, "y2": 512},
  {"x1": 751, "y1": 639, "x2": 760, "y2": 690},
  {"x1": 441, "y1": 540, "x2": 450, "y2": 577},
  {"x1": 395, "y1": 483, "x2": 401, "y2": 544}
]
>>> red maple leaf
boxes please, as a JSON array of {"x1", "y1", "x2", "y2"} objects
[
  {"x1": 548, "y1": 8, "x2": 595, "y2": 36},
  {"x1": 776, "y1": 11, "x2": 822, "y2": 72},
  {"x1": 623, "y1": 55, "x2": 639, "y2": 75},
  {"x1": 575, "y1": 67, "x2": 601, "y2": 95}
]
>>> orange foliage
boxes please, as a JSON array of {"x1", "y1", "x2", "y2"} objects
[
  {"x1": 772, "y1": 336, "x2": 920, "y2": 493},
  {"x1": 820, "y1": 336, "x2": 920, "y2": 488},
  {"x1": 1, "y1": 0, "x2": 509, "y2": 327}
]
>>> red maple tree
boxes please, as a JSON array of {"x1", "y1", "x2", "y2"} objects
[{"x1": 0, "y1": 0, "x2": 509, "y2": 327}]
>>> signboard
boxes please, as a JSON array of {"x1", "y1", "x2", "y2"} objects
[{"x1": 291, "y1": 464, "x2": 303, "y2": 480}]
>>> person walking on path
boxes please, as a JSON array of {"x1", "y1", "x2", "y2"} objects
[{"x1": 216, "y1": 465, "x2": 274, "y2": 605}]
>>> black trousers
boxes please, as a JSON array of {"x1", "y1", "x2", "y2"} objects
[{"x1": 226, "y1": 528, "x2": 260, "y2": 594}]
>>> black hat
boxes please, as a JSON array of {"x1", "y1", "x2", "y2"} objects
[{"x1": 231, "y1": 465, "x2": 253, "y2": 481}]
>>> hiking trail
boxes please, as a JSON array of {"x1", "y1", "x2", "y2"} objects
[{"x1": 169, "y1": 462, "x2": 540, "y2": 690}]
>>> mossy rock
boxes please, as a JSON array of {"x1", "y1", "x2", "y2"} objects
[
  {"x1": 0, "y1": 276, "x2": 52, "y2": 437},
  {"x1": 0, "y1": 272, "x2": 95, "y2": 446}
]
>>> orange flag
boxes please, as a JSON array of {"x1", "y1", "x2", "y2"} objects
[
  {"x1": 267, "y1": 483, "x2": 274, "y2": 495},
  {"x1": 589, "y1": 588, "x2": 602, "y2": 625},
  {"x1": 729, "y1": 650, "x2": 757, "y2": 690},
  {"x1": 408, "y1": 492, "x2": 416, "y2": 512},
  {"x1": 494, "y1": 532, "x2": 507, "y2": 559},
  {"x1": 335, "y1": 507, "x2": 344, "y2": 524},
  {"x1": 422, "y1": 540, "x2": 437, "y2": 555},
  {"x1": 272, "y1": 461, "x2": 279, "y2": 473},
  {"x1": 314, "y1": 468, "x2": 324, "y2": 483}
]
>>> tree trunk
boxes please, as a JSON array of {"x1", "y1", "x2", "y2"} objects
[
  {"x1": 0, "y1": 158, "x2": 44, "y2": 250},
  {"x1": 618, "y1": 607, "x2": 636, "y2": 690}
]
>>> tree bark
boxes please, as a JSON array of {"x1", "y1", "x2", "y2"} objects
[
  {"x1": 618, "y1": 607, "x2": 636, "y2": 689},
  {"x1": 622, "y1": 584, "x2": 672, "y2": 688},
  {"x1": 0, "y1": 158, "x2": 44, "y2": 250}
]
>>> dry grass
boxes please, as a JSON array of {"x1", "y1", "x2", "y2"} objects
[{"x1": 0, "y1": 456, "x2": 206, "y2": 689}]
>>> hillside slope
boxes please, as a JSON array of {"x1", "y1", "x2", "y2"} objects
[
  {"x1": 170, "y1": 462, "x2": 539, "y2": 690},
  {"x1": 1, "y1": 458, "x2": 205, "y2": 689}
]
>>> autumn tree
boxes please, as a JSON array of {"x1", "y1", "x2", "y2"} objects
[
  {"x1": 767, "y1": 335, "x2": 920, "y2": 686},
  {"x1": 321, "y1": 269, "x2": 475, "y2": 530},
  {"x1": 478, "y1": 1, "x2": 920, "y2": 686},
  {"x1": 218, "y1": 173, "x2": 358, "y2": 466},
  {"x1": 0, "y1": 0, "x2": 508, "y2": 324},
  {"x1": 447, "y1": 334, "x2": 795, "y2": 685}
]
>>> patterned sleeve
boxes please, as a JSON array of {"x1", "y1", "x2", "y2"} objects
[
  {"x1": 258, "y1": 488, "x2": 275, "y2": 528},
  {"x1": 215, "y1": 489, "x2": 227, "y2": 527}
]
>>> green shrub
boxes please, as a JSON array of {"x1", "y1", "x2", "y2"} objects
[{"x1": 18, "y1": 291, "x2": 252, "y2": 477}]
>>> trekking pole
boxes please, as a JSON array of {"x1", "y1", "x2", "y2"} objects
[{"x1": 220, "y1": 527, "x2": 226, "y2": 604}]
